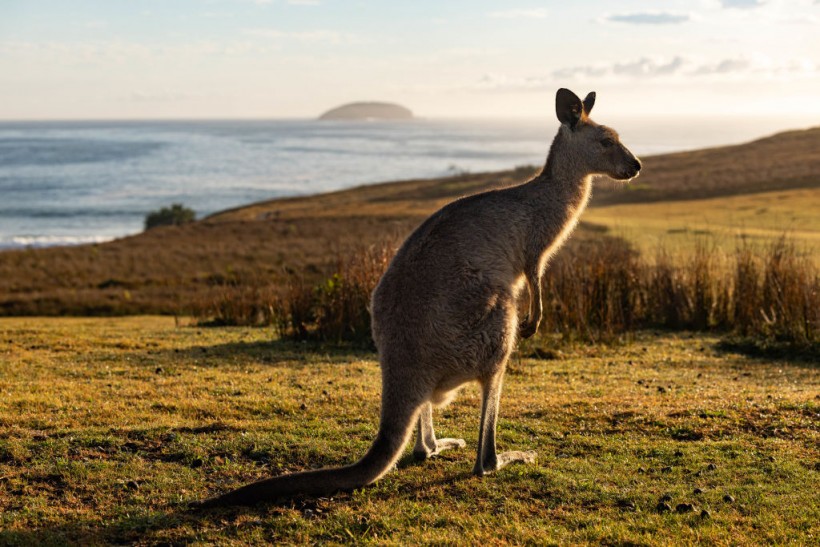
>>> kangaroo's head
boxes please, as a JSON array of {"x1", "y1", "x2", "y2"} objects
[{"x1": 554, "y1": 88, "x2": 641, "y2": 182}]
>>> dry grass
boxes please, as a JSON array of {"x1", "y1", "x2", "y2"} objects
[
  {"x1": 1, "y1": 317, "x2": 817, "y2": 544},
  {"x1": 0, "y1": 216, "x2": 422, "y2": 316},
  {"x1": 584, "y1": 187, "x2": 820, "y2": 264},
  {"x1": 196, "y1": 235, "x2": 818, "y2": 353}
]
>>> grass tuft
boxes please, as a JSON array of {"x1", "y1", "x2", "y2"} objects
[{"x1": 195, "y1": 235, "x2": 818, "y2": 351}]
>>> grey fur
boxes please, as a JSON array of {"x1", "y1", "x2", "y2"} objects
[{"x1": 194, "y1": 88, "x2": 641, "y2": 507}]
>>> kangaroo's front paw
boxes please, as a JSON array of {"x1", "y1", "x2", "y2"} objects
[{"x1": 519, "y1": 320, "x2": 538, "y2": 339}]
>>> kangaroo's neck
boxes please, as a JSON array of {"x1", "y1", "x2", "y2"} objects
[
  {"x1": 521, "y1": 127, "x2": 594, "y2": 270},
  {"x1": 533, "y1": 128, "x2": 594, "y2": 214}
]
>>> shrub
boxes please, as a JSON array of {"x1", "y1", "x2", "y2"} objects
[
  {"x1": 188, "y1": 269, "x2": 278, "y2": 327},
  {"x1": 144, "y1": 204, "x2": 196, "y2": 231},
  {"x1": 276, "y1": 241, "x2": 395, "y2": 347},
  {"x1": 539, "y1": 237, "x2": 642, "y2": 342},
  {"x1": 755, "y1": 237, "x2": 818, "y2": 345},
  {"x1": 191, "y1": 241, "x2": 395, "y2": 347},
  {"x1": 193, "y1": 234, "x2": 818, "y2": 351}
]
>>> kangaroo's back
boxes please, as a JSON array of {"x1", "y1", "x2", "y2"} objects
[{"x1": 371, "y1": 187, "x2": 530, "y2": 347}]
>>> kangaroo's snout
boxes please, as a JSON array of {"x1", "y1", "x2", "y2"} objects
[
  {"x1": 618, "y1": 154, "x2": 641, "y2": 181},
  {"x1": 628, "y1": 157, "x2": 642, "y2": 178}
]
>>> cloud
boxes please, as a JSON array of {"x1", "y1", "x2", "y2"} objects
[
  {"x1": 0, "y1": 39, "x2": 275, "y2": 67},
  {"x1": 487, "y1": 8, "x2": 548, "y2": 19},
  {"x1": 777, "y1": 11, "x2": 820, "y2": 24},
  {"x1": 605, "y1": 12, "x2": 689, "y2": 24},
  {"x1": 241, "y1": 0, "x2": 321, "y2": 5},
  {"x1": 685, "y1": 55, "x2": 817, "y2": 79},
  {"x1": 242, "y1": 28, "x2": 357, "y2": 44},
  {"x1": 554, "y1": 57, "x2": 686, "y2": 80},
  {"x1": 473, "y1": 55, "x2": 817, "y2": 92},
  {"x1": 614, "y1": 57, "x2": 686, "y2": 77},
  {"x1": 551, "y1": 65, "x2": 608, "y2": 80},
  {"x1": 692, "y1": 58, "x2": 751, "y2": 75},
  {"x1": 719, "y1": 0, "x2": 764, "y2": 8},
  {"x1": 473, "y1": 73, "x2": 551, "y2": 91}
]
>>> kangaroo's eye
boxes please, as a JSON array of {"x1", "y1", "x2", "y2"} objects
[{"x1": 601, "y1": 138, "x2": 615, "y2": 148}]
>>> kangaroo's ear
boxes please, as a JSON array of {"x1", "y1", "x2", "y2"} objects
[
  {"x1": 556, "y1": 88, "x2": 583, "y2": 128},
  {"x1": 583, "y1": 92, "x2": 595, "y2": 116}
]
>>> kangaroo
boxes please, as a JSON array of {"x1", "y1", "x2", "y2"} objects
[{"x1": 195, "y1": 88, "x2": 641, "y2": 507}]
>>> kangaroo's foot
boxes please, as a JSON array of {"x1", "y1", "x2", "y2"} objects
[
  {"x1": 472, "y1": 450, "x2": 537, "y2": 476},
  {"x1": 413, "y1": 437, "x2": 467, "y2": 461}
]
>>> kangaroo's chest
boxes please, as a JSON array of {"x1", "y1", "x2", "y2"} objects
[{"x1": 531, "y1": 178, "x2": 593, "y2": 274}]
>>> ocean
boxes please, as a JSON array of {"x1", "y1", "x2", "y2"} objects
[{"x1": 0, "y1": 115, "x2": 809, "y2": 250}]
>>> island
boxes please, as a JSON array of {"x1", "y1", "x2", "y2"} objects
[{"x1": 318, "y1": 101, "x2": 414, "y2": 121}]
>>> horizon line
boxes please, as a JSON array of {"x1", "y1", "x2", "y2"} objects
[{"x1": 0, "y1": 113, "x2": 815, "y2": 124}]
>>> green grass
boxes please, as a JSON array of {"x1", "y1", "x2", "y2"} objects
[
  {"x1": 584, "y1": 187, "x2": 820, "y2": 264},
  {"x1": 1, "y1": 317, "x2": 818, "y2": 544}
]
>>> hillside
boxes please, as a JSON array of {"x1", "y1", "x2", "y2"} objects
[
  {"x1": 209, "y1": 126, "x2": 820, "y2": 222},
  {"x1": 0, "y1": 127, "x2": 817, "y2": 315},
  {"x1": 591, "y1": 127, "x2": 820, "y2": 205},
  {"x1": 318, "y1": 102, "x2": 413, "y2": 121}
]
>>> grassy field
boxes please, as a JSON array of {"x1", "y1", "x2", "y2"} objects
[
  {"x1": 584, "y1": 187, "x2": 820, "y2": 263},
  {"x1": 1, "y1": 316, "x2": 817, "y2": 544}
]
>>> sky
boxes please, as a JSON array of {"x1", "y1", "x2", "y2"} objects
[{"x1": 1, "y1": 0, "x2": 819, "y2": 120}]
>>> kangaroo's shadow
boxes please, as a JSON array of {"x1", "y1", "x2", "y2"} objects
[
  {"x1": 0, "y1": 465, "x2": 479, "y2": 544},
  {"x1": 713, "y1": 338, "x2": 819, "y2": 367},
  {"x1": 0, "y1": 505, "x2": 206, "y2": 545}
]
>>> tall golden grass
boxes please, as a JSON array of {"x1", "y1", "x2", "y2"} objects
[{"x1": 193, "y1": 236, "x2": 817, "y2": 349}]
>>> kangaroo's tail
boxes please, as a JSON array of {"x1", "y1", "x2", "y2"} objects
[{"x1": 194, "y1": 389, "x2": 420, "y2": 507}]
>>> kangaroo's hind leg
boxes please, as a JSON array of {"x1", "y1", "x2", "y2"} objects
[
  {"x1": 472, "y1": 369, "x2": 537, "y2": 475},
  {"x1": 470, "y1": 293, "x2": 537, "y2": 476},
  {"x1": 413, "y1": 402, "x2": 466, "y2": 461}
]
